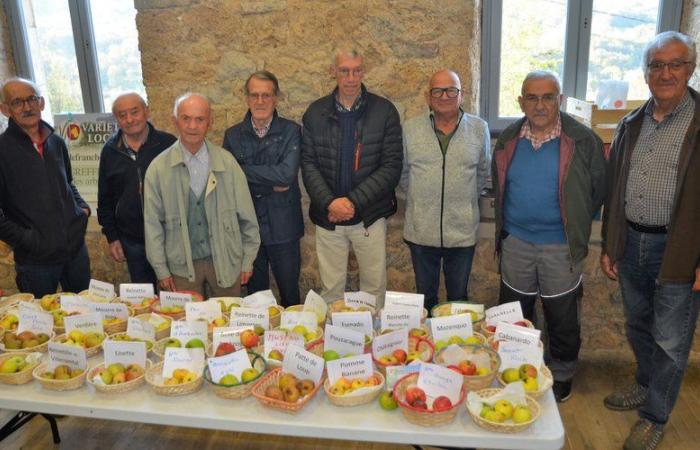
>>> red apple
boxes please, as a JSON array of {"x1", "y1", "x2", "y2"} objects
[
  {"x1": 239, "y1": 330, "x2": 259, "y2": 349},
  {"x1": 513, "y1": 320, "x2": 528, "y2": 327},
  {"x1": 124, "y1": 364, "x2": 144, "y2": 382},
  {"x1": 411, "y1": 399, "x2": 428, "y2": 410},
  {"x1": 392, "y1": 349, "x2": 407, "y2": 364},
  {"x1": 215, "y1": 342, "x2": 236, "y2": 356},
  {"x1": 447, "y1": 365, "x2": 462, "y2": 374},
  {"x1": 405, "y1": 386, "x2": 427, "y2": 406},
  {"x1": 458, "y1": 359, "x2": 477, "y2": 376},
  {"x1": 432, "y1": 395, "x2": 453, "y2": 412}
]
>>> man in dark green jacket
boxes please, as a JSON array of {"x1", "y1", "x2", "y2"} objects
[{"x1": 493, "y1": 71, "x2": 606, "y2": 403}]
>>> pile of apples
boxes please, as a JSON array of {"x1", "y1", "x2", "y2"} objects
[
  {"x1": 328, "y1": 374, "x2": 382, "y2": 396},
  {"x1": 39, "y1": 364, "x2": 84, "y2": 380},
  {"x1": 164, "y1": 368, "x2": 198, "y2": 385},
  {"x1": 158, "y1": 305, "x2": 184, "y2": 314},
  {"x1": 139, "y1": 297, "x2": 158, "y2": 308},
  {"x1": 61, "y1": 330, "x2": 105, "y2": 349},
  {"x1": 3, "y1": 331, "x2": 50, "y2": 349},
  {"x1": 479, "y1": 399, "x2": 533, "y2": 424},
  {"x1": 93, "y1": 363, "x2": 144, "y2": 384},
  {"x1": 403, "y1": 386, "x2": 454, "y2": 412},
  {"x1": 0, "y1": 313, "x2": 18, "y2": 331},
  {"x1": 109, "y1": 333, "x2": 154, "y2": 351},
  {"x1": 39, "y1": 294, "x2": 64, "y2": 311},
  {"x1": 264, "y1": 372, "x2": 315, "y2": 403},
  {"x1": 0, "y1": 355, "x2": 33, "y2": 373},
  {"x1": 163, "y1": 337, "x2": 206, "y2": 349},
  {"x1": 447, "y1": 359, "x2": 490, "y2": 376},
  {"x1": 501, "y1": 363, "x2": 539, "y2": 392},
  {"x1": 280, "y1": 324, "x2": 318, "y2": 343},
  {"x1": 217, "y1": 367, "x2": 260, "y2": 386},
  {"x1": 434, "y1": 334, "x2": 484, "y2": 352},
  {"x1": 377, "y1": 348, "x2": 422, "y2": 366},
  {"x1": 51, "y1": 310, "x2": 80, "y2": 328}
]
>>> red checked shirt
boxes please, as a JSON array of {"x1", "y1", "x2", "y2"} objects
[{"x1": 519, "y1": 114, "x2": 562, "y2": 150}]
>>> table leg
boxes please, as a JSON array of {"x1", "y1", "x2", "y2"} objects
[{"x1": 0, "y1": 411, "x2": 61, "y2": 444}]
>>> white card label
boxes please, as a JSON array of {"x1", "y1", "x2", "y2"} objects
[
  {"x1": 380, "y1": 308, "x2": 421, "y2": 332},
  {"x1": 17, "y1": 308, "x2": 53, "y2": 335},
  {"x1": 430, "y1": 314, "x2": 473, "y2": 342},
  {"x1": 170, "y1": 320, "x2": 208, "y2": 345},
  {"x1": 212, "y1": 326, "x2": 252, "y2": 351},
  {"x1": 372, "y1": 328, "x2": 408, "y2": 359},
  {"x1": 344, "y1": 291, "x2": 376, "y2": 310},
  {"x1": 450, "y1": 302, "x2": 484, "y2": 316},
  {"x1": 47, "y1": 342, "x2": 87, "y2": 371},
  {"x1": 280, "y1": 311, "x2": 317, "y2": 332},
  {"x1": 60, "y1": 295, "x2": 91, "y2": 314},
  {"x1": 303, "y1": 289, "x2": 328, "y2": 319},
  {"x1": 241, "y1": 290, "x2": 277, "y2": 308},
  {"x1": 162, "y1": 347, "x2": 205, "y2": 378},
  {"x1": 185, "y1": 300, "x2": 221, "y2": 322},
  {"x1": 119, "y1": 283, "x2": 155, "y2": 304},
  {"x1": 323, "y1": 324, "x2": 366, "y2": 357},
  {"x1": 417, "y1": 362, "x2": 463, "y2": 405},
  {"x1": 64, "y1": 312, "x2": 103, "y2": 334},
  {"x1": 229, "y1": 307, "x2": 269, "y2": 329},
  {"x1": 103, "y1": 340, "x2": 147, "y2": 369},
  {"x1": 282, "y1": 345, "x2": 324, "y2": 385},
  {"x1": 89, "y1": 279, "x2": 115, "y2": 299},
  {"x1": 263, "y1": 330, "x2": 305, "y2": 359},
  {"x1": 485, "y1": 301, "x2": 524, "y2": 326},
  {"x1": 384, "y1": 291, "x2": 425, "y2": 311},
  {"x1": 494, "y1": 322, "x2": 541, "y2": 348},
  {"x1": 326, "y1": 353, "x2": 374, "y2": 386},
  {"x1": 126, "y1": 317, "x2": 156, "y2": 342},
  {"x1": 498, "y1": 341, "x2": 544, "y2": 370},
  {"x1": 385, "y1": 363, "x2": 422, "y2": 391},
  {"x1": 331, "y1": 311, "x2": 373, "y2": 337},
  {"x1": 89, "y1": 302, "x2": 129, "y2": 321},
  {"x1": 160, "y1": 291, "x2": 192, "y2": 308},
  {"x1": 207, "y1": 348, "x2": 252, "y2": 383}
]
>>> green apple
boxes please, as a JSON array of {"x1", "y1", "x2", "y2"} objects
[
  {"x1": 164, "y1": 338, "x2": 181, "y2": 348},
  {"x1": 241, "y1": 368, "x2": 259, "y2": 383},
  {"x1": 107, "y1": 363, "x2": 125, "y2": 376},
  {"x1": 186, "y1": 338, "x2": 205, "y2": 349},
  {"x1": 219, "y1": 374, "x2": 239, "y2": 386},
  {"x1": 378, "y1": 390, "x2": 398, "y2": 410},
  {"x1": 512, "y1": 405, "x2": 533, "y2": 423},
  {"x1": 480, "y1": 404, "x2": 494, "y2": 418},
  {"x1": 494, "y1": 399, "x2": 513, "y2": 419},
  {"x1": 323, "y1": 350, "x2": 340, "y2": 362},
  {"x1": 502, "y1": 367, "x2": 521, "y2": 383}
]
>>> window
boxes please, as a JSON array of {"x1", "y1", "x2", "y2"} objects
[
  {"x1": 481, "y1": 0, "x2": 683, "y2": 132},
  {"x1": 4, "y1": 0, "x2": 145, "y2": 123}
]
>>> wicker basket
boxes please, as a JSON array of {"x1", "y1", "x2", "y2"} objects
[
  {"x1": 145, "y1": 361, "x2": 203, "y2": 396},
  {"x1": 78, "y1": 290, "x2": 115, "y2": 303},
  {"x1": 284, "y1": 304, "x2": 327, "y2": 328},
  {"x1": 105, "y1": 332, "x2": 155, "y2": 355},
  {"x1": 480, "y1": 319, "x2": 535, "y2": 339},
  {"x1": 467, "y1": 388, "x2": 541, "y2": 433},
  {"x1": 497, "y1": 365, "x2": 554, "y2": 399},
  {"x1": 433, "y1": 343, "x2": 500, "y2": 391},
  {"x1": 87, "y1": 360, "x2": 151, "y2": 394},
  {"x1": 6, "y1": 293, "x2": 34, "y2": 303},
  {"x1": 204, "y1": 351, "x2": 266, "y2": 400},
  {"x1": 430, "y1": 301, "x2": 485, "y2": 328},
  {"x1": 113, "y1": 296, "x2": 158, "y2": 316},
  {"x1": 1, "y1": 331, "x2": 54, "y2": 354},
  {"x1": 149, "y1": 302, "x2": 186, "y2": 320},
  {"x1": 134, "y1": 313, "x2": 172, "y2": 341},
  {"x1": 152, "y1": 336, "x2": 210, "y2": 360},
  {"x1": 393, "y1": 373, "x2": 466, "y2": 427},
  {"x1": 327, "y1": 299, "x2": 376, "y2": 320},
  {"x1": 373, "y1": 336, "x2": 435, "y2": 376},
  {"x1": 176, "y1": 316, "x2": 229, "y2": 339},
  {"x1": 0, "y1": 352, "x2": 41, "y2": 385},
  {"x1": 33, "y1": 362, "x2": 87, "y2": 391},
  {"x1": 101, "y1": 306, "x2": 135, "y2": 335},
  {"x1": 323, "y1": 372, "x2": 385, "y2": 406},
  {"x1": 252, "y1": 368, "x2": 324, "y2": 414},
  {"x1": 52, "y1": 333, "x2": 102, "y2": 357}
]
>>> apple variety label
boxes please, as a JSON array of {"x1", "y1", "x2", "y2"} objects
[
  {"x1": 430, "y1": 314, "x2": 473, "y2": 342},
  {"x1": 170, "y1": 320, "x2": 208, "y2": 344},
  {"x1": 494, "y1": 322, "x2": 541, "y2": 348},
  {"x1": 126, "y1": 317, "x2": 156, "y2": 342},
  {"x1": 372, "y1": 329, "x2": 408, "y2": 358},
  {"x1": 64, "y1": 312, "x2": 103, "y2": 334},
  {"x1": 450, "y1": 302, "x2": 484, "y2": 316},
  {"x1": 384, "y1": 291, "x2": 425, "y2": 311},
  {"x1": 160, "y1": 291, "x2": 192, "y2": 308},
  {"x1": 344, "y1": 291, "x2": 376, "y2": 310},
  {"x1": 147, "y1": 313, "x2": 169, "y2": 330},
  {"x1": 280, "y1": 311, "x2": 317, "y2": 331},
  {"x1": 212, "y1": 326, "x2": 252, "y2": 350},
  {"x1": 331, "y1": 311, "x2": 373, "y2": 336},
  {"x1": 89, "y1": 302, "x2": 129, "y2": 320},
  {"x1": 162, "y1": 347, "x2": 206, "y2": 378},
  {"x1": 185, "y1": 300, "x2": 221, "y2": 322},
  {"x1": 417, "y1": 362, "x2": 463, "y2": 405},
  {"x1": 380, "y1": 308, "x2": 421, "y2": 332},
  {"x1": 323, "y1": 324, "x2": 365, "y2": 357},
  {"x1": 263, "y1": 330, "x2": 304, "y2": 359},
  {"x1": 18, "y1": 301, "x2": 40, "y2": 313},
  {"x1": 241, "y1": 290, "x2": 277, "y2": 309},
  {"x1": 47, "y1": 342, "x2": 87, "y2": 371},
  {"x1": 89, "y1": 279, "x2": 115, "y2": 300},
  {"x1": 498, "y1": 341, "x2": 544, "y2": 370},
  {"x1": 17, "y1": 308, "x2": 53, "y2": 335},
  {"x1": 485, "y1": 301, "x2": 524, "y2": 326},
  {"x1": 60, "y1": 295, "x2": 91, "y2": 314},
  {"x1": 282, "y1": 345, "x2": 324, "y2": 385},
  {"x1": 385, "y1": 362, "x2": 422, "y2": 390},
  {"x1": 207, "y1": 348, "x2": 253, "y2": 383},
  {"x1": 326, "y1": 353, "x2": 374, "y2": 386},
  {"x1": 103, "y1": 340, "x2": 147, "y2": 369},
  {"x1": 119, "y1": 283, "x2": 155, "y2": 304},
  {"x1": 303, "y1": 290, "x2": 327, "y2": 320},
  {"x1": 229, "y1": 307, "x2": 269, "y2": 330}
]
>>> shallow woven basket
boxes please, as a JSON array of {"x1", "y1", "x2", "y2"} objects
[
  {"x1": 152, "y1": 336, "x2": 210, "y2": 360},
  {"x1": 467, "y1": 387, "x2": 541, "y2": 433},
  {"x1": 113, "y1": 296, "x2": 158, "y2": 316},
  {"x1": 284, "y1": 304, "x2": 327, "y2": 328},
  {"x1": 323, "y1": 371, "x2": 385, "y2": 406},
  {"x1": 102, "y1": 307, "x2": 135, "y2": 335},
  {"x1": 252, "y1": 367, "x2": 325, "y2": 414},
  {"x1": 78, "y1": 290, "x2": 115, "y2": 303},
  {"x1": 433, "y1": 343, "x2": 501, "y2": 391},
  {"x1": 497, "y1": 365, "x2": 554, "y2": 399},
  {"x1": 52, "y1": 333, "x2": 102, "y2": 357},
  {"x1": 87, "y1": 360, "x2": 152, "y2": 394},
  {"x1": 176, "y1": 316, "x2": 229, "y2": 339},
  {"x1": 430, "y1": 301, "x2": 485, "y2": 327},
  {"x1": 0, "y1": 352, "x2": 41, "y2": 385},
  {"x1": 393, "y1": 373, "x2": 466, "y2": 427},
  {"x1": 204, "y1": 351, "x2": 266, "y2": 400},
  {"x1": 145, "y1": 361, "x2": 203, "y2": 396},
  {"x1": 480, "y1": 319, "x2": 535, "y2": 339},
  {"x1": 149, "y1": 302, "x2": 186, "y2": 320},
  {"x1": 134, "y1": 313, "x2": 172, "y2": 341},
  {"x1": 267, "y1": 305, "x2": 284, "y2": 329},
  {"x1": 105, "y1": 332, "x2": 155, "y2": 355},
  {"x1": 327, "y1": 299, "x2": 376, "y2": 320},
  {"x1": 6, "y1": 293, "x2": 34, "y2": 303},
  {"x1": 373, "y1": 336, "x2": 435, "y2": 376},
  {"x1": 2, "y1": 331, "x2": 54, "y2": 354},
  {"x1": 33, "y1": 362, "x2": 87, "y2": 391}
]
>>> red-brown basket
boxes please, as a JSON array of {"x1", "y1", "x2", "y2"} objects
[{"x1": 393, "y1": 372, "x2": 466, "y2": 426}]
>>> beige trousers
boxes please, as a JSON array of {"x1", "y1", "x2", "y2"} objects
[{"x1": 172, "y1": 257, "x2": 241, "y2": 298}]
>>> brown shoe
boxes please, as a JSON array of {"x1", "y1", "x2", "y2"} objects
[
  {"x1": 623, "y1": 419, "x2": 664, "y2": 450},
  {"x1": 604, "y1": 384, "x2": 648, "y2": 411}
]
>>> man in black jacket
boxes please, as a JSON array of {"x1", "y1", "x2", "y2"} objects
[
  {"x1": 223, "y1": 71, "x2": 303, "y2": 306},
  {"x1": 0, "y1": 78, "x2": 91, "y2": 297},
  {"x1": 301, "y1": 49, "x2": 403, "y2": 307},
  {"x1": 98, "y1": 93, "x2": 176, "y2": 287}
]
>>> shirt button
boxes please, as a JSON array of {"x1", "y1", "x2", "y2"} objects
[
  {"x1": 196, "y1": 201, "x2": 200, "y2": 205},
  {"x1": 639, "y1": 195, "x2": 643, "y2": 199},
  {"x1": 197, "y1": 222, "x2": 202, "y2": 226},
  {"x1": 200, "y1": 240, "x2": 204, "y2": 244}
]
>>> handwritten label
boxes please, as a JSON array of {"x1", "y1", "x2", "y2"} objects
[
  {"x1": 103, "y1": 340, "x2": 147, "y2": 368},
  {"x1": 229, "y1": 307, "x2": 269, "y2": 329},
  {"x1": 17, "y1": 308, "x2": 53, "y2": 335},
  {"x1": 207, "y1": 348, "x2": 253, "y2": 383},
  {"x1": 417, "y1": 362, "x2": 463, "y2": 405},
  {"x1": 372, "y1": 329, "x2": 408, "y2": 359},
  {"x1": 170, "y1": 320, "x2": 208, "y2": 345},
  {"x1": 126, "y1": 317, "x2": 156, "y2": 342},
  {"x1": 324, "y1": 324, "x2": 366, "y2": 357},
  {"x1": 331, "y1": 311, "x2": 373, "y2": 337},
  {"x1": 485, "y1": 301, "x2": 524, "y2": 326},
  {"x1": 303, "y1": 290, "x2": 328, "y2": 320},
  {"x1": 282, "y1": 345, "x2": 324, "y2": 385},
  {"x1": 384, "y1": 291, "x2": 425, "y2": 311},
  {"x1": 280, "y1": 311, "x2": 317, "y2": 332},
  {"x1": 89, "y1": 302, "x2": 129, "y2": 321},
  {"x1": 47, "y1": 342, "x2": 87, "y2": 371},
  {"x1": 385, "y1": 363, "x2": 422, "y2": 391},
  {"x1": 430, "y1": 314, "x2": 473, "y2": 342},
  {"x1": 380, "y1": 308, "x2": 421, "y2": 332},
  {"x1": 162, "y1": 347, "x2": 205, "y2": 378},
  {"x1": 64, "y1": 312, "x2": 103, "y2": 334},
  {"x1": 185, "y1": 300, "x2": 221, "y2": 322},
  {"x1": 326, "y1": 353, "x2": 374, "y2": 386},
  {"x1": 241, "y1": 290, "x2": 277, "y2": 309},
  {"x1": 344, "y1": 291, "x2": 376, "y2": 310},
  {"x1": 212, "y1": 326, "x2": 252, "y2": 350},
  {"x1": 451, "y1": 302, "x2": 485, "y2": 317},
  {"x1": 498, "y1": 341, "x2": 544, "y2": 370},
  {"x1": 494, "y1": 322, "x2": 541, "y2": 348},
  {"x1": 119, "y1": 283, "x2": 155, "y2": 304},
  {"x1": 89, "y1": 279, "x2": 115, "y2": 300},
  {"x1": 60, "y1": 295, "x2": 91, "y2": 314},
  {"x1": 160, "y1": 291, "x2": 192, "y2": 308},
  {"x1": 263, "y1": 330, "x2": 305, "y2": 359}
]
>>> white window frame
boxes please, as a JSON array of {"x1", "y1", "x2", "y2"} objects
[{"x1": 480, "y1": 0, "x2": 683, "y2": 133}]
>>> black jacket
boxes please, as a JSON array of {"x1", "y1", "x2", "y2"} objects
[
  {"x1": 0, "y1": 119, "x2": 89, "y2": 264},
  {"x1": 222, "y1": 111, "x2": 304, "y2": 245},
  {"x1": 97, "y1": 123, "x2": 176, "y2": 243},
  {"x1": 301, "y1": 86, "x2": 403, "y2": 229}
]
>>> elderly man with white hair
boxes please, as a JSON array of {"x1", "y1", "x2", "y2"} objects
[{"x1": 144, "y1": 93, "x2": 259, "y2": 297}]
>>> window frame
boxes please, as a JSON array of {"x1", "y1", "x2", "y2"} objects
[{"x1": 480, "y1": 0, "x2": 683, "y2": 133}]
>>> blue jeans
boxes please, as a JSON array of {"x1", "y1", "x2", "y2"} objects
[
  {"x1": 120, "y1": 236, "x2": 157, "y2": 288},
  {"x1": 407, "y1": 241, "x2": 476, "y2": 312},
  {"x1": 15, "y1": 243, "x2": 91, "y2": 298},
  {"x1": 618, "y1": 226, "x2": 700, "y2": 425},
  {"x1": 247, "y1": 240, "x2": 301, "y2": 307}
]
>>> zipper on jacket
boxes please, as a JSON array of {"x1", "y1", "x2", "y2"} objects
[
  {"x1": 440, "y1": 153, "x2": 446, "y2": 248},
  {"x1": 137, "y1": 165, "x2": 144, "y2": 213}
]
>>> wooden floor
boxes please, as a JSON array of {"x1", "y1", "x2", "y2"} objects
[{"x1": 1, "y1": 361, "x2": 699, "y2": 450}]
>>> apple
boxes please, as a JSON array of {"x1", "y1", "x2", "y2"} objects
[
  {"x1": 265, "y1": 385, "x2": 284, "y2": 400},
  {"x1": 291, "y1": 324, "x2": 308, "y2": 336},
  {"x1": 350, "y1": 378, "x2": 365, "y2": 390},
  {"x1": 268, "y1": 349, "x2": 284, "y2": 361},
  {"x1": 68, "y1": 330, "x2": 85, "y2": 343},
  {"x1": 476, "y1": 367, "x2": 490, "y2": 376},
  {"x1": 502, "y1": 368, "x2": 521, "y2": 383},
  {"x1": 432, "y1": 395, "x2": 453, "y2": 412},
  {"x1": 458, "y1": 359, "x2": 477, "y2": 376},
  {"x1": 98, "y1": 367, "x2": 113, "y2": 384},
  {"x1": 464, "y1": 335, "x2": 482, "y2": 345},
  {"x1": 282, "y1": 384, "x2": 300, "y2": 403},
  {"x1": 212, "y1": 317, "x2": 226, "y2": 327},
  {"x1": 447, "y1": 365, "x2": 462, "y2": 374},
  {"x1": 185, "y1": 338, "x2": 205, "y2": 349},
  {"x1": 434, "y1": 339, "x2": 448, "y2": 352},
  {"x1": 484, "y1": 409, "x2": 506, "y2": 423},
  {"x1": 107, "y1": 363, "x2": 125, "y2": 376},
  {"x1": 405, "y1": 386, "x2": 427, "y2": 407},
  {"x1": 392, "y1": 349, "x2": 407, "y2": 364},
  {"x1": 448, "y1": 335, "x2": 464, "y2": 345},
  {"x1": 323, "y1": 350, "x2": 340, "y2": 362},
  {"x1": 124, "y1": 364, "x2": 144, "y2": 382},
  {"x1": 485, "y1": 324, "x2": 496, "y2": 333},
  {"x1": 366, "y1": 374, "x2": 382, "y2": 386},
  {"x1": 0, "y1": 356, "x2": 24, "y2": 373},
  {"x1": 241, "y1": 368, "x2": 259, "y2": 383},
  {"x1": 268, "y1": 305, "x2": 280, "y2": 317},
  {"x1": 182, "y1": 371, "x2": 198, "y2": 383},
  {"x1": 164, "y1": 338, "x2": 181, "y2": 348},
  {"x1": 519, "y1": 363, "x2": 538, "y2": 379},
  {"x1": 239, "y1": 329, "x2": 259, "y2": 349},
  {"x1": 379, "y1": 355, "x2": 399, "y2": 366},
  {"x1": 378, "y1": 390, "x2": 398, "y2": 410},
  {"x1": 112, "y1": 372, "x2": 126, "y2": 384},
  {"x1": 405, "y1": 350, "x2": 422, "y2": 363},
  {"x1": 523, "y1": 377, "x2": 538, "y2": 392},
  {"x1": 408, "y1": 328, "x2": 426, "y2": 338},
  {"x1": 219, "y1": 374, "x2": 239, "y2": 386},
  {"x1": 494, "y1": 399, "x2": 514, "y2": 419},
  {"x1": 512, "y1": 405, "x2": 533, "y2": 423},
  {"x1": 278, "y1": 373, "x2": 298, "y2": 391},
  {"x1": 480, "y1": 403, "x2": 494, "y2": 418},
  {"x1": 330, "y1": 377, "x2": 351, "y2": 395},
  {"x1": 296, "y1": 379, "x2": 315, "y2": 396},
  {"x1": 215, "y1": 342, "x2": 235, "y2": 357},
  {"x1": 253, "y1": 324, "x2": 265, "y2": 336}
]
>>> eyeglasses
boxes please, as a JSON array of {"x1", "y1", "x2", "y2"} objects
[
  {"x1": 337, "y1": 68, "x2": 364, "y2": 78},
  {"x1": 430, "y1": 87, "x2": 461, "y2": 99},
  {"x1": 647, "y1": 60, "x2": 692, "y2": 73},
  {"x1": 247, "y1": 93, "x2": 276, "y2": 101},
  {"x1": 522, "y1": 94, "x2": 559, "y2": 106},
  {"x1": 7, "y1": 95, "x2": 41, "y2": 110}
]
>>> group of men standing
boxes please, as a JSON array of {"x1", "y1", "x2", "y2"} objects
[{"x1": 0, "y1": 31, "x2": 699, "y2": 450}]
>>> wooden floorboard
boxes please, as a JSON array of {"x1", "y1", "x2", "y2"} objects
[{"x1": 1, "y1": 360, "x2": 699, "y2": 450}]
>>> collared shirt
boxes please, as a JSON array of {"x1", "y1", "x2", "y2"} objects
[
  {"x1": 625, "y1": 90, "x2": 693, "y2": 226},
  {"x1": 519, "y1": 114, "x2": 562, "y2": 150},
  {"x1": 334, "y1": 90, "x2": 365, "y2": 113},
  {"x1": 181, "y1": 141, "x2": 209, "y2": 197},
  {"x1": 430, "y1": 110, "x2": 462, "y2": 155},
  {"x1": 251, "y1": 116, "x2": 273, "y2": 139},
  {"x1": 121, "y1": 128, "x2": 149, "y2": 160}
]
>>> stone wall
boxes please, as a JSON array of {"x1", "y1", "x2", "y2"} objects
[{"x1": 683, "y1": 0, "x2": 700, "y2": 91}]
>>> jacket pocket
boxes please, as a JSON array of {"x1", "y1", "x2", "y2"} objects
[
  {"x1": 164, "y1": 216, "x2": 186, "y2": 265},
  {"x1": 221, "y1": 211, "x2": 242, "y2": 265}
]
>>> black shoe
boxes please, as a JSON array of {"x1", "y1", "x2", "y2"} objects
[{"x1": 553, "y1": 380, "x2": 572, "y2": 402}]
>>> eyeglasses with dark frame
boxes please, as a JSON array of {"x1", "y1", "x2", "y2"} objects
[
  {"x1": 429, "y1": 87, "x2": 461, "y2": 99},
  {"x1": 7, "y1": 95, "x2": 42, "y2": 110},
  {"x1": 522, "y1": 94, "x2": 559, "y2": 106},
  {"x1": 647, "y1": 60, "x2": 693, "y2": 73}
]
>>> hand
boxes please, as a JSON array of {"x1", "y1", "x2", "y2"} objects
[
  {"x1": 82, "y1": 208, "x2": 90, "y2": 216},
  {"x1": 273, "y1": 186, "x2": 290, "y2": 192},
  {"x1": 327, "y1": 197, "x2": 355, "y2": 222},
  {"x1": 692, "y1": 268, "x2": 700, "y2": 292},
  {"x1": 240, "y1": 271, "x2": 253, "y2": 285},
  {"x1": 159, "y1": 277, "x2": 176, "y2": 291},
  {"x1": 600, "y1": 253, "x2": 618, "y2": 281},
  {"x1": 108, "y1": 240, "x2": 126, "y2": 262}
]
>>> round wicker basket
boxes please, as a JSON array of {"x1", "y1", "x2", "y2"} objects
[
  {"x1": 0, "y1": 352, "x2": 41, "y2": 385},
  {"x1": 467, "y1": 387, "x2": 541, "y2": 432},
  {"x1": 145, "y1": 361, "x2": 203, "y2": 396},
  {"x1": 33, "y1": 362, "x2": 87, "y2": 391},
  {"x1": 251, "y1": 367, "x2": 325, "y2": 415},
  {"x1": 323, "y1": 372, "x2": 385, "y2": 407},
  {"x1": 393, "y1": 373, "x2": 465, "y2": 427},
  {"x1": 204, "y1": 351, "x2": 266, "y2": 400},
  {"x1": 433, "y1": 343, "x2": 500, "y2": 391},
  {"x1": 87, "y1": 360, "x2": 152, "y2": 394},
  {"x1": 2, "y1": 331, "x2": 54, "y2": 354}
]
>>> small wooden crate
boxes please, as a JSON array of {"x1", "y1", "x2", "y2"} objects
[{"x1": 565, "y1": 97, "x2": 645, "y2": 143}]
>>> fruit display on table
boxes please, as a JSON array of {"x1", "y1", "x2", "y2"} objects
[
  {"x1": 467, "y1": 388, "x2": 541, "y2": 432},
  {"x1": 33, "y1": 362, "x2": 87, "y2": 391},
  {"x1": 0, "y1": 352, "x2": 41, "y2": 385},
  {"x1": 324, "y1": 372, "x2": 384, "y2": 406},
  {"x1": 498, "y1": 363, "x2": 554, "y2": 398},
  {"x1": 146, "y1": 361, "x2": 203, "y2": 396},
  {"x1": 89, "y1": 362, "x2": 148, "y2": 393},
  {"x1": 284, "y1": 304, "x2": 326, "y2": 327},
  {"x1": 0, "y1": 313, "x2": 19, "y2": 332},
  {"x1": 106, "y1": 333, "x2": 154, "y2": 352},
  {"x1": 392, "y1": 373, "x2": 466, "y2": 427},
  {"x1": 481, "y1": 319, "x2": 534, "y2": 338},
  {"x1": 2, "y1": 330, "x2": 51, "y2": 352},
  {"x1": 53, "y1": 330, "x2": 105, "y2": 356},
  {"x1": 433, "y1": 333, "x2": 486, "y2": 352},
  {"x1": 252, "y1": 368, "x2": 324, "y2": 414},
  {"x1": 205, "y1": 351, "x2": 267, "y2": 400}
]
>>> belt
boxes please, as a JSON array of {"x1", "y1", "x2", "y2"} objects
[{"x1": 627, "y1": 220, "x2": 667, "y2": 234}]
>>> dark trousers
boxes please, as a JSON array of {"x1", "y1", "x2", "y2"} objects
[
  {"x1": 247, "y1": 240, "x2": 301, "y2": 307},
  {"x1": 407, "y1": 241, "x2": 476, "y2": 312},
  {"x1": 15, "y1": 243, "x2": 91, "y2": 297},
  {"x1": 120, "y1": 235, "x2": 157, "y2": 288}
]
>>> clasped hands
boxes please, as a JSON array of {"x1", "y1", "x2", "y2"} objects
[{"x1": 327, "y1": 197, "x2": 355, "y2": 223}]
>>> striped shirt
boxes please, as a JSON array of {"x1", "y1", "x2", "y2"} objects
[{"x1": 625, "y1": 90, "x2": 693, "y2": 226}]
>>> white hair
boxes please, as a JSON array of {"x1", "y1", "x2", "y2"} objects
[
  {"x1": 643, "y1": 31, "x2": 697, "y2": 70},
  {"x1": 172, "y1": 92, "x2": 211, "y2": 117},
  {"x1": 521, "y1": 71, "x2": 561, "y2": 96}
]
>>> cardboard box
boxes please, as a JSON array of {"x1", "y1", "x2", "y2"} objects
[{"x1": 565, "y1": 97, "x2": 646, "y2": 143}]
